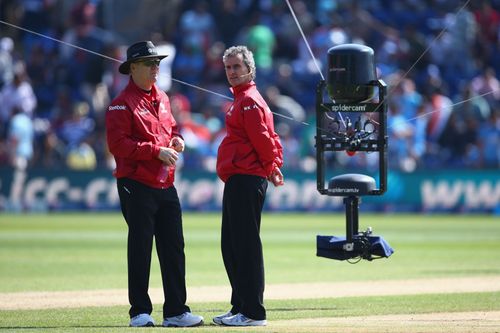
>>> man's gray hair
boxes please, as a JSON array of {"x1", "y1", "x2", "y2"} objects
[{"x1": 223, "y1": 45, "x2": 256, "y2": 81}]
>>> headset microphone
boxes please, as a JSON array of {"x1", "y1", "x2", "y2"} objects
[{"x1": 239, "y1": 71, "x2": 253, "y2": 78}]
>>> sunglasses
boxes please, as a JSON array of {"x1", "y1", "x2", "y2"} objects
[{"x1": 136, "y1": 59, "x2": 161, "y2": 67}]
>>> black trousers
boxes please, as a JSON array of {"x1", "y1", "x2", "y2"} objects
[
  {"x1": 117, "y1": 178, "x2": 190, "y2": 319},
  {"x1": 221, "y1": 174, "x2": 268, "y2": 320}
]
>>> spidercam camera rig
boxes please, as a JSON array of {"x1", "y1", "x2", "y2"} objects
[{"x1": 315, "y1": 44, "x2": 394, "y2": 262}]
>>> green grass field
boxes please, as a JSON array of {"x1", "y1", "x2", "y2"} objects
[{"x1": 1, "y1": 213, "x2": 499, "y2": 332}]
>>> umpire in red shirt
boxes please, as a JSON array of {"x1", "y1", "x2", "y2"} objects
[
  {"x1": 213, "y1": 45, "x2": 284, "y2": 327},
  {"x1": 106, "y1": 41, "x2": 203, "y2": 328}
]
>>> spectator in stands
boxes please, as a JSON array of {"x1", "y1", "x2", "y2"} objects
[
  {"x1": 453, "y1": 82, "x2": 491, "y2": 123},
  {"x1": 7, "y1": 107, "x2": 34, "y2": 170},
  {"x1": 393, "y1": 77, "x2": 423, "y2": 120},
  {"x1": 60, "y1": 0, "x2": 114, "y2": 101},
  {"x1": 152, "y1": 32, "x2": 176, "y2": 93},
  {"x1": 477, "y1": 109, "x2": 500, "y2": 168},
  {"x1": 438, "y1": 112, "x2": 479, "y2": 168},
  {"x1": 1, "y1": 0, "x2": 499, "y2": 175},
  {"x1": 471, "y1": 67, "x2": 500, "y2": 106},
  {"x1": 264, "y1": 85, "x2": 306, "y2": 131},
  {"x1": 0, "y1": 37, "x2": 14, "y2": 88},
  {"x1": 169, "y1": 92, "x2": 211, "y2": 169},
  {"x1": 213, "y1": 0, "x2": 242, "y2": 46},
  {"x1": 425, "y1": 83, "x2": 453, "y2": 144},
  {"x1": 388, "y1": 102, "x2": 415, "y2": 171},
  {"x1": 408, "y1": 100, "x2": 429, "y2": 169},
  {"x1": 0, "y1": 61, "x2": 37, "y2": 136},
  {"x1": 242, "y1": 12, "x2": 276, "y2": 89},
  {"x1": 56, "y1": 101, "x2": 96, "y2": 170},
  {"x1": 58, "y1": 101, "x2": 95, "y2": 152},
  {"x1": 179, "y1": 0, "x2": 216, "y2": 53},
  {"x1": 474, "y1": 1, "x2": 500, "y2": 44}
]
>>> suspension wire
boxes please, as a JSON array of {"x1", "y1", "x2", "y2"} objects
[
  {"x1": 369, "y1": 0, "x2": 472, "y2": 119},
  {"x1": 371, "y1": 87, "x2": 500, "y2": 130},
  {"x1": 284, "y1": 0, "x2": 348, "y2": 130},
  {"x1": 272, "y1": 111, "x2": 310, "y2": 125},
  {"x1": 382, "y1": 0, "x2": 499, "y2": 129},
  {"x1": 284, "y1": 0, "x2": 324, "y2": 81},
  {"x1": 0, "y1": 20, "x2": 119, "y2": 62},
  {"x1": 170, "y1": 77, "x2": 232, "y2": 101},
  {"x1": 0, "y1": 19, "x2": 312, "y2": 126},
  {"x1": 0, "y1": 3, "x2": 495, "y2": 177},
  {"x1": 283, "y1": 0, "x2": 497, "y2": 149},
  {"x1": 287, "y1": 0, "x2": 476, "y2": 131},
  {"x1": 393, "y1": 0, "x2": 471, "y2": 93},
  {"x1": 0, "y1": 0, "x2": 494, "y2": 132},
  {"x1": 398, "y1": 89, "x2": 499, "y2": 126}
]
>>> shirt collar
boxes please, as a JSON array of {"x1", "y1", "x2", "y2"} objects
[
  {"x1": 230, "y1": 81, "x2": 255, "y2": 96},
  {"x1": 127, "y1": 77, "x2": 159, "y2": 99}
]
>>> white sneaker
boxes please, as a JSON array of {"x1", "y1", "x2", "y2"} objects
[
  {"x1": 212, "y1": 311, "x2": 233, "y2": 325},
  {"x1": 221, "y1": 313, "x2": 267, "y2": 326},
  {"x1": 129, "y1": 313, "x2": 155, "y2": 327},
  {"x1": 162, "y1": 312, "x2": 204, "y2": 327}
]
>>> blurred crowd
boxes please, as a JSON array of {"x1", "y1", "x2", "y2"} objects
[{"x1": 0, "y1": 0, "x2": 499, "y2": 173}]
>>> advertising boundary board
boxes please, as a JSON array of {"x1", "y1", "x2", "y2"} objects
[{"x1": 0, "y1": 168, "x2": 499, "y2": 213}]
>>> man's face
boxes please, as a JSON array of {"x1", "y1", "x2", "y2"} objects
[
  {"x1": 223, "y1": 54, "x2": 251, "y2": 87},
  {"x1": 130, "y1": 58, "x2": 161, "y2": 88}
]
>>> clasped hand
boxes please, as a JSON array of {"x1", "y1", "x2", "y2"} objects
[
  {"x1": 158, "y1": 147, "x2": 178, "y2": 167},
  {"x1": 158, "y1": 137, "x2": 185, "y2": 167}
]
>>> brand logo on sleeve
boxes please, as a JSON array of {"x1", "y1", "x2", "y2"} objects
[
  {"x1": 108, "y1": 105, "x2": 126, "y2": 111},
  {"x1": 159, "y1": 103, "x2": 167, "y2": 113},
  {"x1": 243, "y1": 104, "x2": 259, "y2": 111}
]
